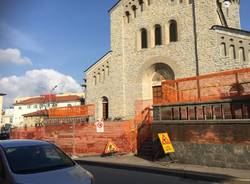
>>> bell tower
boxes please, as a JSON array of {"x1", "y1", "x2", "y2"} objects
[{"x1": 216, "y1": 0, "x2": 241, "y2": 28}]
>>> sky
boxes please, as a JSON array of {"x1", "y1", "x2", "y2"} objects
[{"x1": 0, "y1": 0, "x2": 250, "y2": 107}]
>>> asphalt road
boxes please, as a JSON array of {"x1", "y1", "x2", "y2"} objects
[{"x1": 80, "y1": 164, "x2": 216, "y2": 184}]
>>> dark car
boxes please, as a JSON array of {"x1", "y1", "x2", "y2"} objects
[{"x1": 0, "y1": 132, "x2": 9, "y2": 140}]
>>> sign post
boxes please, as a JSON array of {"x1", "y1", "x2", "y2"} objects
[{"x1": 95, "y1": 120, "x2": 104, "y2": 133}]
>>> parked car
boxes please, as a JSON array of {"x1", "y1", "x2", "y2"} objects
[
  {"x1": 0, "y1": 140, "x2": 94, "y2": 184},
  {"x1": 0, "y1": 132, "x2": 9, "y2": 140},
  {"x1": 0, "y1": 124, "x2": 11, "y2": 140}
]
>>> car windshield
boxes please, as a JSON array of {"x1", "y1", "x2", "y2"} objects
[{"x1": 4, "y1": 144, "x2": 75, "y2": 174}]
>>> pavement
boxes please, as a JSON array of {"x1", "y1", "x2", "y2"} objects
[{"x1": 75, "y1": 154, "x2": 250, "y2": 184}]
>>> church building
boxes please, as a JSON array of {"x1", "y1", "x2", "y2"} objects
[{"x1": 84, "y1": 0, "x2": 250, "y2": 121}]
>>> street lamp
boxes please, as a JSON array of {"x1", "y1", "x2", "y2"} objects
[{"x1": 223, "y1": 0, "x2": 232, "y2": 8}]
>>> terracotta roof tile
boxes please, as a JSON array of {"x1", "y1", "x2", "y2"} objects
[
  {"x1": 14, "y1": 95, "x2": 81, "y2": 105},
  {"x1": 23, "y1": 110, "x2": 48, "y2": 117}
]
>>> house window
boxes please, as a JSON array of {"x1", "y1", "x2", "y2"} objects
[
  {"x1": 34, "y1": 105, "x2": 38, "y2": 109},
  {"x1": 155, "y1": 24, "x2": 162, "y2": 46},
  {"x1": 169, "y1": 20, "x2": 178, "y2": 42},
  {"x1": 18, "y1": 107, "x2": 22, "y2": 110},
  {"x1": 141, "y1": 28, "x2": 148, "y2": 49}
]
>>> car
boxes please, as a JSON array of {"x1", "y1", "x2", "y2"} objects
[
  {"x1": 0, "y1": 140, "x2": 94, "y2": 184},
  {"x1": 0, "y1": 132, "x2": 9, "y2": 140}
]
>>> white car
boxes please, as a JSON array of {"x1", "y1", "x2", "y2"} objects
[{"x1": 0, "y1": 140, "x2": 94, "y2": 184}]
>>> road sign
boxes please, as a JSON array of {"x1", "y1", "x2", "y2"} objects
[
  {"x1": 104, "y1": 141, "x2": 118, "y2": 154},
  {"x1": 158, "y1": 133, "x2": 175, "y2": 154},
  {"x1": 95, "y1": 120, "x2": 104, "y2": 133}
]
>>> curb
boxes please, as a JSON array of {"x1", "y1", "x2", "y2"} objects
[{"x1": 76, "y1": 160, "x2": 250, "y2": 184}]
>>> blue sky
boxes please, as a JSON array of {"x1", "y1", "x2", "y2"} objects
[
  {"x1": 0, "y1": 0, "x2": 250, "y2": 106},
  {"x1": 0, "y1": 0, "x2": 117, "y2": 81}
]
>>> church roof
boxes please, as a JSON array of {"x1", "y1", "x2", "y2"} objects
[
  {"x1": 211, "y1": 25, "x2": 250, "y2": 36},
  {"x1": 14, "y1": 95, "x2": 81, "y2": 105},
  {"x1": 84, "y1": 51, "x2": 112, "y2": 72},
  {"x1": 23, "y1": 110, "x2": 48, "y2": 117},
  {"x1": 108, "y1": 0, "x2": 122, "y2": 13}
]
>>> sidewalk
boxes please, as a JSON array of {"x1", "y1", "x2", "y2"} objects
[{"x1": 76, "y1": 155, "x2": 250, "y2": 184}]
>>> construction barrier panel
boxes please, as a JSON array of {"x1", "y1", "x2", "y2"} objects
[
  {"x1": 156, "y1": 68, "x2": 250, "y2": 105},
  {"x1": 48, "y1": 104, "x2": 95, "y2": 118}
]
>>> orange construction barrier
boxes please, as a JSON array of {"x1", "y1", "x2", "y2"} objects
[{"x1": 155, "y1": 68, "x2": 250, "y2": 105}]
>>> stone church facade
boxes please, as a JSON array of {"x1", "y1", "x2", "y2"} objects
[{"x1": 84, "y1": 0, "x2": 250, "y2": 121}]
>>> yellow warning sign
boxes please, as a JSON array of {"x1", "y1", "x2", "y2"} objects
[
  {"x1": 158, "y1": 133, "x2": 175, "y2": 154},
  {"x1": 104, "y1": 141, "x2": 119, "y2": 154}
]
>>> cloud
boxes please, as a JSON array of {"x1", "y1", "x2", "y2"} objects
[
  {"x1": 0, "y1": 48, "x2": 32, "y2": 65},
  {"x1": 0, "y1": 69, "x2": 82, "y2": 107},
  {"x1": 0, "y1": 21, "x2": 43, "y2": 53}
]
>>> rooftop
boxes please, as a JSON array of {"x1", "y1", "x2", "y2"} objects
[
  {"x1": 14, "y1": 95, "x2": 82, "y2": 106},
  {"x1": 23, "y1": 110, "x2": 48, "y2": 117}
]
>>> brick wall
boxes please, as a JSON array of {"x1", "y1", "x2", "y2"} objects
[
  {"x1": 11, "y1": 121, "x2": 135, "y2": 156},
  {"x1": 152, "y1": 120, "x2": 250, "y2": 169}
]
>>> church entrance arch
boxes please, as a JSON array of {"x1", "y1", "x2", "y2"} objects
[{"x1": 142, "y1": 63, "x2": 175, "y2": 101}]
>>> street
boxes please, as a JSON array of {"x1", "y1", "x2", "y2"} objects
[{"x1": 80, "y1": 164, "x2": 216, "y2": 184}]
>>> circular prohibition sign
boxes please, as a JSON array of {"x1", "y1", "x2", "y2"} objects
[{"x1": 96, "y1": 121, "x2": 104, "y2": 128}]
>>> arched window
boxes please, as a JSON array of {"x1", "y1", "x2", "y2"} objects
[
  {"x1": 93, "y1": 76, "x2": 97, "y2": 85},
  {"x1": 220, "y1": 43, "x2": 227, "y2": 56},
  {"x1": 125, "y1": 11, "x2": 130, "y2": 23},
  {"x1": 147, "y1": 0, "x2": 151, "y2": 5},
  {"x1": 102, "y1": 97, "x2": 109, "y2": 121},
  {"x1": 248, "y1": 50, "x2": 250, "y2": 61},
  {"x1": 141, "y1": 28, "x2": 148, "y2": 49},
  {"x1": 138, "y1": 0, "x2": 144, "y2": 11},
  {"x1": 239, "y1": 47, "x2": 245, "y2": 61},
  {"x1": 229, "y1": 45, "x2": 236, "y2": 59},
  {"x1": 132, "y1": 5, "x2": 137, "y2": 18},
  {"x1": 169, "y1": 20, "x2": 178, "y2": 42},
  {"x1": 155, "y1": 24, "x2": 162, "y2": 46},
  {"x1": 106, "y1": 66, "x2": 110, "y2": 76}
]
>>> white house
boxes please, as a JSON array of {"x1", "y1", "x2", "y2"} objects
[
  {"x1": 0, "y1": 93, "x2": 6, "y2": 125},
  {"x1": 1, "y1": 107, "x2": 14, "y2": 126},
  {"x1": 13, "y1": 93, "x2": 85, "y2": 127}
]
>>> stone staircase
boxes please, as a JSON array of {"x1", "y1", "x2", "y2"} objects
[{"x1": 137, "y1": 135, "x2": 154, "y2": 160}]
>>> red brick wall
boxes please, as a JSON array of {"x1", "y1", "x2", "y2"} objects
[{"x1": 11, "y1": 121, "x2": 135, "y2": 156}]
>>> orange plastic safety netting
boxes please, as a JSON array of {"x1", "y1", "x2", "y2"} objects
[
  {"x1": 48, "y1": 104, "x2": 95, "y2": 118},
  {"x1": 156, "y1": 68, "x2": 250, "y2": 105}
]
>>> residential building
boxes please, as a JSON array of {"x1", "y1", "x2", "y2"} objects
[
  {"x1": 13, "y1": 93, "x2": 85, "y2": 127},
  {"x1": 0, "y1": 93, "x2": 6, "y2": 124},
  {"x1": 84, "y1": 0, "x2": 250, "y2": 121},
  {"x1": 23, "y1": 110, "x2": 48, "y2": 127},
  {"x1": 1, "y1": 107, "x2": 14, "y2": 126}
]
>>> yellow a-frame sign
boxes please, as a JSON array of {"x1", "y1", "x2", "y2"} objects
[{"x1": 158, "y1": 133, "x2": 175, "y2": 154}]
